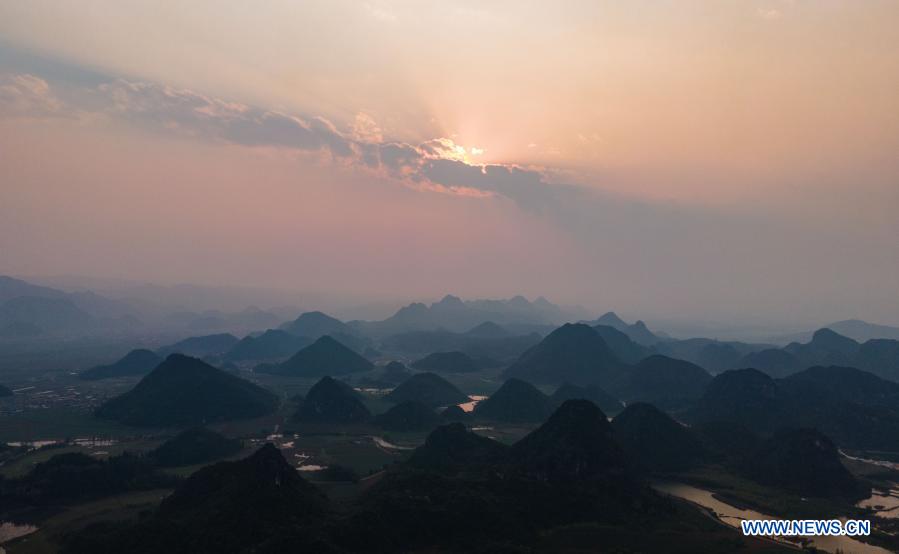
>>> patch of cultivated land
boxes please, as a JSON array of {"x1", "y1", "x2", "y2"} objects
[{"x1": 4, "y1": 489, "x2": 173, "y2": 554}]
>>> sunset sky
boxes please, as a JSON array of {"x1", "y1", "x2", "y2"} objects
[{"x1": 1, "y1": 1, "x2": 897, "y2": 327}]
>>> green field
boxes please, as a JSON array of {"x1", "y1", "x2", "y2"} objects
[{"x1": 0, "y1": 408, "x2": 158, "y2": 443}]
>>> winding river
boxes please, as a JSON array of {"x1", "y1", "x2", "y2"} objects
[{"x1": 653, "y1": 482, "x2": 891, "y2": 554}]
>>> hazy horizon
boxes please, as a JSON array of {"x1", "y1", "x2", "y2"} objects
[
  {"x1": 2, "y1": 1, "x2": 898, "y2": 328},
  {"x1": 8, "y1": 271, "x2": 897, "y2": 341}
]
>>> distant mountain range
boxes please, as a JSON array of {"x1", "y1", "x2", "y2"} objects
[
  {"x1": 0, "y1": 275, "x2": 119, "y2": 336},
  {"x1": 772, "y1": 318, "x2": 899, "y2": 343},
  {"x1": 161, "y1": 306, "x2": 283, "y2": 334},
  {"x1": 349, "y1": 294, "x2": 583, "y2": 335},
  {"x1": 686, "y1": 365, "x2": 899, "y2": 450},
  {"x1": 0, "y1": 275, "x2": 288, "y2": 338},
  {"x1": 731, "y1": 327, "x2": 899, "y2": 381},
  {"x1": 379, "y1": 326, "x2": 541, "y2": 363}
]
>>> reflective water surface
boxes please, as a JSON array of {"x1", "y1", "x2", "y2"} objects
[{"x1": 654, "y1": 482, "x2": 891, "y2": 554}]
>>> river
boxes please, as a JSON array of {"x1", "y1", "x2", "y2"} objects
[
  {"x1": 653, "y1": 482, "x2": 891, "y2": 554},
  {"x1": 0, "y1": 522, "x2": 38, "y2": 545}
]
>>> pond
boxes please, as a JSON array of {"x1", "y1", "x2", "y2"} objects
[{"x1": 458, "y1": 395, "x2": 488, "y2": 413}]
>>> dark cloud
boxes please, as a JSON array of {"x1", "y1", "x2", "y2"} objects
[
  {"x1": 377, "y1": 142, "x2": 423, "y2": 172},
  {"x1": 418, "y1": 157, "x2": 597, "y2": 220},
  {"x1": 99, "y1": 80, "x2": 352, "y2": 157}
]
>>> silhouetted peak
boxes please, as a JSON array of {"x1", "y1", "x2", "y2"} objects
[
  {"x1": 409, "y1": 422, "x2": 508, "y2": 470},
  {"x1": 511, "y1": 399, "x2": 629, "y2": 481},
  {"x1": 503, "y1": 323, "x2": 622, "y2": 386},
  {"x1": 79, "y1": 348, "x2": 163, "y2": 381},
  {"x1": 160, "y1": 353, "x2": 213, "y2": 373},
  {"x1": 393, "y1": 302, "x2": 429, "y2": 317},
  {"x1": 550, "y1": 383, "x2": 623, "y2": 416},
  {"x1": 441, "y1": 404, "x2": 470, "y2": 422},
  {"x1": 122, "y1": 348, "x2": 156, "y2": 360},
  {"x1": 386, "y1": 372, "x2": 470, "y2": 408},
  {"x1": 507, "y1": 295, "x2": 531, "y2": 308},
  {"x1": 263, "y1": 334, "x2": 372, "y2": 377},
  {"x1": 383, "y1": 360, "x2": 409, "y2": 373},
  {"x1": 615, "y1": 402, "x2": 665, "y2": 421},
  {"x1": 499, "y1": 378, "x2": 543, "y2": 397},
  {"x1": 746, "y1": 428, "x2": 866, "y2": 499},
  {"x1": 811, "y1": 327, "x2": 859, "y2": 350},
  {"x1": 596, "y1": 311, "x2": 627, "y2": 327},
  {"x1": 612, "y1": 402, "x2": 704, "y2": 472},
  {"x1": 543, "y1": 398, "x2": 611, "y2": 430},
  {"x1": 248, "y1": 442, "x2": 289, "y2": 468},
  {"x1": 297, "y1": 310, "x2": 336, "y2": 321},
  {"x1": 551, "y1": 322, "x2": 601, "y2": 340},
  {"x1": 312, "y1": 335, "x2": 341, "y2": 347},
  {"x1": 306, "y1": 375, "x2": 354, "y2": 397},
  {"x1": 473, "y1": 378, "x2": 550, "y2": 423},
  {"x1": 465, "y1": 321, "x2": 508, "y2": 337},
  {"x1": 295, "y1": 376, "x2": 371, "y2": 423},
  {"x1": 149, "y1": 427, "x2": 242, "y2": 468},
  {"x1": 160, "y1": 442, "x2": 326, "y2": 517},
  {"x1": 709, "y1": 368, "x2": 776, "y2": 391},
  {"x1": 96, "y1": 354, "x2": 277, "y2": 427},
  {"x1": 435, "y1": 294, "x2": 465, "y2": 307}
]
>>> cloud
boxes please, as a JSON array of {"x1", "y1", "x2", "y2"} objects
[
  {"x1": 350, "y1": 112, "x2": 383, "y2": 143},
  {"x1": 0, "y1": 73, "x2": 63, "y2": 117},
  {"x1": 69, "y1": 74, "x2": 567, "y2": 204},
  {"x1": 1, "y1": 71, "x2": 558, "y2": 204},
  {"x1": 0, "y1": 70, "x2": 708, "y2": 237},
  {"x1": 757, "y1": 8, "x2": 782, "y2": 20},
  {"x1": 363, "y1": 2, "x2": 398, "y2": 23},
  {"x1": 98, "y1": 80, "x2": 353, "y2": 156},
  {"x1": 0, "y1": 70, "x2": 792, "y2": 245}
]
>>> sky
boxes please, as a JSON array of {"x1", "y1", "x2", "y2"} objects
[{"x1": 1, "y1": 0, "x2": 897, "y2": 328}]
